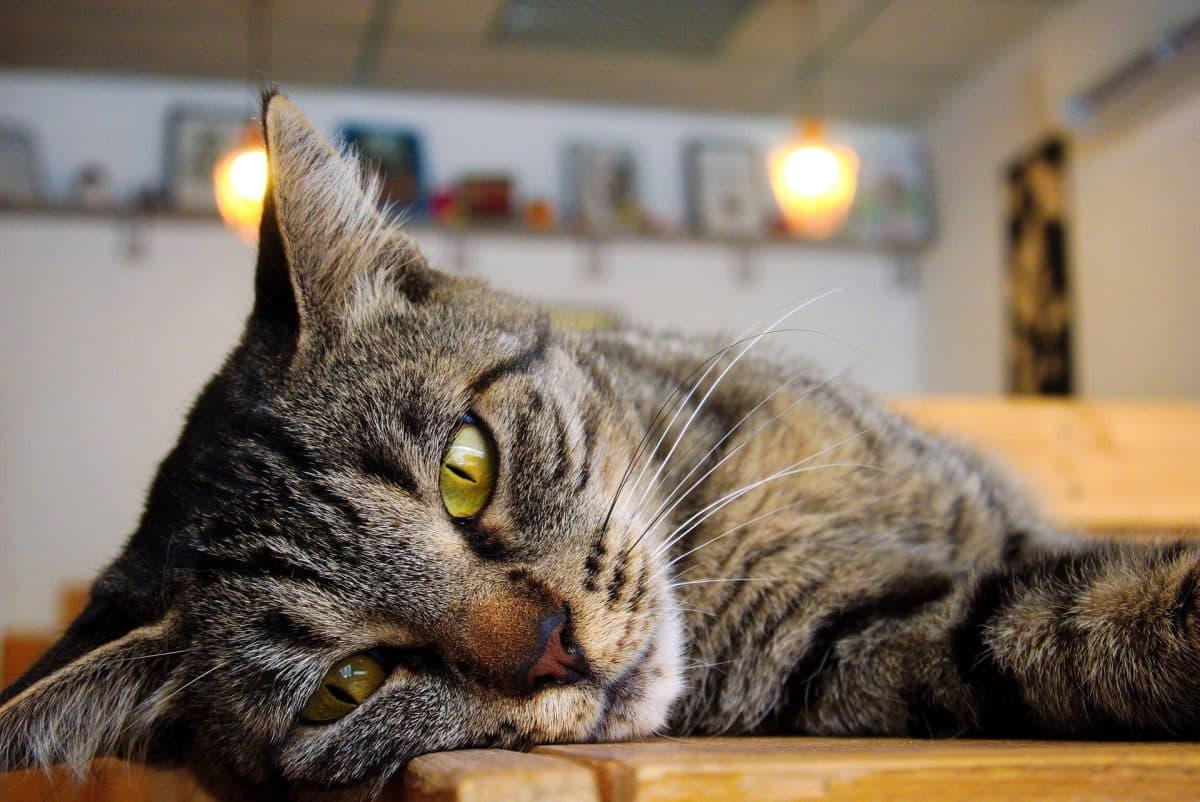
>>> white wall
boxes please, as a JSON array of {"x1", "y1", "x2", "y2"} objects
[
  {"x1": 919, "y1": 0, "x2": 1200, "y2": 397},
  {"x1": 0, "y1": 73, "x2": 922, "y2": 634}
]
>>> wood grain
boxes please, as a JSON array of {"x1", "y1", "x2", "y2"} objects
[
  {"x1": 893, "y1": 396, "x2": 1200, "y2": 533},
  {"x1": 537, "y1": 737, "x2": 1200, "y2": 802},
  {"x1": 394, "y1": 749, "x2": 599, "y2": 802}
]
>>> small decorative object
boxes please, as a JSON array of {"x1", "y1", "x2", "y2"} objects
[
  {"x1": 164, "y1": 106, "x2": 255, "y2": 213},
  {"x1": 522, "y1": 198, "x2": 556, "y2": 232},
  {"x1": 70, "y1": 163, "x2": 113, "y2": 209},
  {"x1": 429, "y1": 186, "x2": 460, "y2": 227},
  {"x1": 1004, "y1": 137, "x2": 1073, "y2": 396},
  {"x1": 685, "y1": 140, "x2": 766, "y2": 238},
  {"x1": 769, "y1": 120, "x2": 859, "y2": 240},
  {"x1": 564, "y1": 143, "x2": 643, "y2": 235},
  {"x1": 339, "y1": 124, "x2": 427, "y2": 218},
  {"x1": 0, "y1": 123, "x2": 43, "y2": 205},
  {"x1": 456, "y1": 174, "x2": 513, "y2": 223}
]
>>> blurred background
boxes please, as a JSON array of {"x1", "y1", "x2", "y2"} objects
[{"x1": 0, "y1": 0, "x2": 1198, "y2": 639}]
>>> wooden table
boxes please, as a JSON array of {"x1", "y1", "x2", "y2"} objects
[
  {"x1": 398, "y1": 737, "x2": 1200, "y2": 802},
  {"x1": 7, "y1": 738, "x2": 1199, "y2": 801}
]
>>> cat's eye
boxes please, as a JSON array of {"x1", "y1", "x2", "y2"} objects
[
  {"x1": 440, "y1": 420, "x2": 496, "y2": 519},
  {"x1": 300, "y1": 654, "x2": 386, "y2": 724}
]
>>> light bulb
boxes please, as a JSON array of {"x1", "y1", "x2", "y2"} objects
[
  {"x1": 213, "y1": 124, "x2": 267, "y2": 242},
  {"x1": 780, "y1": 146, "x2": 841, "y2": 197},
  {"x1": 228, "y1": 150, "x2": 268, "y2": 202},
  {"x1": 769, "y1": 125, "x2": 859, "y2": 239}
]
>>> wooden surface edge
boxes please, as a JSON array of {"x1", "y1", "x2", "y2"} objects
[
  {"x1": 535, "y1": 738, "x2": 1200, "y2": 801},
  {"x1": 395, "y1": 748, "x2": 600, "y2": 802}
]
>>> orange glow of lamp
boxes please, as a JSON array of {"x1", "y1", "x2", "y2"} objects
[
  {"x1": 213, "y1": 124, "x2": 268, "y2": 242},
  {"x1": 769, "y1": 121, "x2": 859, "y2": 240}
]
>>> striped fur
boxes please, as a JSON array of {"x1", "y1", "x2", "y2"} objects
[{"x1": 3, "y1": 94, "x2": 1200, "y2": 801}]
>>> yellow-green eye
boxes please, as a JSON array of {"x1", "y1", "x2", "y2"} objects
[
  {"x1": 440, "y1": 421, "x2": 496, "y2": 519},
  {"x1": 300, "y1": 654, "x2": 386, "y2": 724}
]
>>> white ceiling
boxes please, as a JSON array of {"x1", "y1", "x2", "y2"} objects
[{"x1": 0, "y1": 0, "x2": 1076, "y2": 123}]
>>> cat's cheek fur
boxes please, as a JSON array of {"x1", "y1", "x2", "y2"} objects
[{"x1": 595, "y1": 598, "x2": 687, "y2": 741}]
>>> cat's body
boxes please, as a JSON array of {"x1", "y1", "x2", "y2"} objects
[{"x1": 2, "y1": 94, "x2": 1199, "y2": 802}]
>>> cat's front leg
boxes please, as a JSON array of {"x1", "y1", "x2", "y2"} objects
[
  {"x1": 958, "y1": 541, "x2": 1200, "y2": 737},
  {"x1": 764, "y1": 541, "x2": 1200, "y2": 738}
]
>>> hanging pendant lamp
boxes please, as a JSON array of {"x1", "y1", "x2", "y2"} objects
[
  {"x1": 769, "y1": 119, "x2": 859, "y2": 239},
  {"x1": 214, "y1": 124, "x2": 268, "y2": 242},
  {"x1": 213, "y1": 0, "x2": 271, "y2": 242},
  {"x1": 768, "y1": 1, "x2": 859, "y2": 239}
]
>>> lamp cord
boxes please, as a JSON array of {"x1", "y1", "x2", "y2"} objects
[
  {"x1": 247, "y1": 0, "x2": 272, "y2": 87},
  {"x1": 795, "y1": 0, "x2": 824, "y2": 128}
]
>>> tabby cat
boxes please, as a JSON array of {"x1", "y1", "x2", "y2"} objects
[{"x1": 2, "y1": 94, "x2": 1198, "y2": 801}]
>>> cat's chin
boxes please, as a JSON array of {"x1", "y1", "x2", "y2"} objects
[{"x1": 588, "y1": 601, "x2": 686, "y2": 742}]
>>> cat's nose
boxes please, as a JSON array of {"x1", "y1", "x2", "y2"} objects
[
  {"x1": 523, "y1": 609, "x2": 587, "y2": 692},
  {"x1": 445, "y1": 590, "x2": 589, "y2": 696}
]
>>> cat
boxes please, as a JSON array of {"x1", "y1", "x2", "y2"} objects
[{"x1": 2, "y1": 92, "x2": 1199, "y2": 802}]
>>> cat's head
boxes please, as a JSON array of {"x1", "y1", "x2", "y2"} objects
[{"x1": 0, "y1": 93, "x2": 684, "y2": 801}]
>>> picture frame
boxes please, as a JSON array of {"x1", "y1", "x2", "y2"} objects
[
  {"x1": 0, "y1": 123, "x2": 44, "y2": 206},
  {"x1": 163, "y1": 106, "x2": 255, "y2": 213},
  {"x1": 684, "y1": 140, "x2": 766, "y2": 238},
  {"x1": 339, "y1": 124, "x2": 428, "y2": 219},
  {"x1": 563, "y1": 143, "x2": 643, "y2": 235},
  {"x1": 843, "y1": 169, "x2": 935, "y2": 248}
]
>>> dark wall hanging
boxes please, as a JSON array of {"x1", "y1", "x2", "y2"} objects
[{"x1": 1004, "y1": 137, "x2": 1073, "y2": 395}]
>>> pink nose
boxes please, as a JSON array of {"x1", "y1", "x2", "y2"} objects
[{"x1": 524, "y1": 610, "x2": 587, "y2": 692}]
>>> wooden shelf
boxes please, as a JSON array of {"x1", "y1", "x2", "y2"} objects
[{"x1": 0, "y1": 202, "x2": 925, "y2": 258}]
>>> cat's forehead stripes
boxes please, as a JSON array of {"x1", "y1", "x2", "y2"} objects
[{"x1": 467, "y1": 316, "x2": 550, "y2": 396}]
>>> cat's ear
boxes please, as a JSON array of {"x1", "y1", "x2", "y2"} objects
[
  {"x1": 252, "y1": 90, "x2": 435, "y2": 344},
  {"x1": 0, "y1": 600, "x2": 184, "y2": 773}
]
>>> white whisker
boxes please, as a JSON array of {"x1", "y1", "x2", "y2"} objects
[
  {"x1": 628, "y1": 289, "x2": 844, "y2": 513},
  {"x1": 664, "y1": 498, "x2": 812, "y2": 572},
  {"x1": 639, "y1": 362, "x2": 861, "y2": 541},
  {"x1": 668, "y1": 577, "x2": 775, "y2": 588},
  {"x1": 109, "y1": 647, "x2": 196, "y2": 664},
  {"x1": 684, "y1": 660, "x2": 734, "y2": 669},
  {"x1": 654, "y1": 458, "x2": 884, "y2": 565},
  {"x1": 621, "y1": 319, "x2": 765, "y2": 517},
  {"x1": 650, "y1": 430, "x2": 875, "y2": 560}
]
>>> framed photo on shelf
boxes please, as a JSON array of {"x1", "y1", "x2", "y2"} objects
[
  {"x1": 339, "y1": 124, "x2": 428, "y2": 218},
  {"x1": 563, "y1": 143, "x2": 643, "y2": 235},
  {"x1": 843, "y1": 170, "x2": 934, "y2": 247},
  {"x1": 684, "y1": 140, "x2": 766, "y2": 239},
  {"x1": 163, "y1": 106, "x2": 254, "y2": 213},
  {"x1": 0, "y1": 123, "x2": 44, "y2": 206}
]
